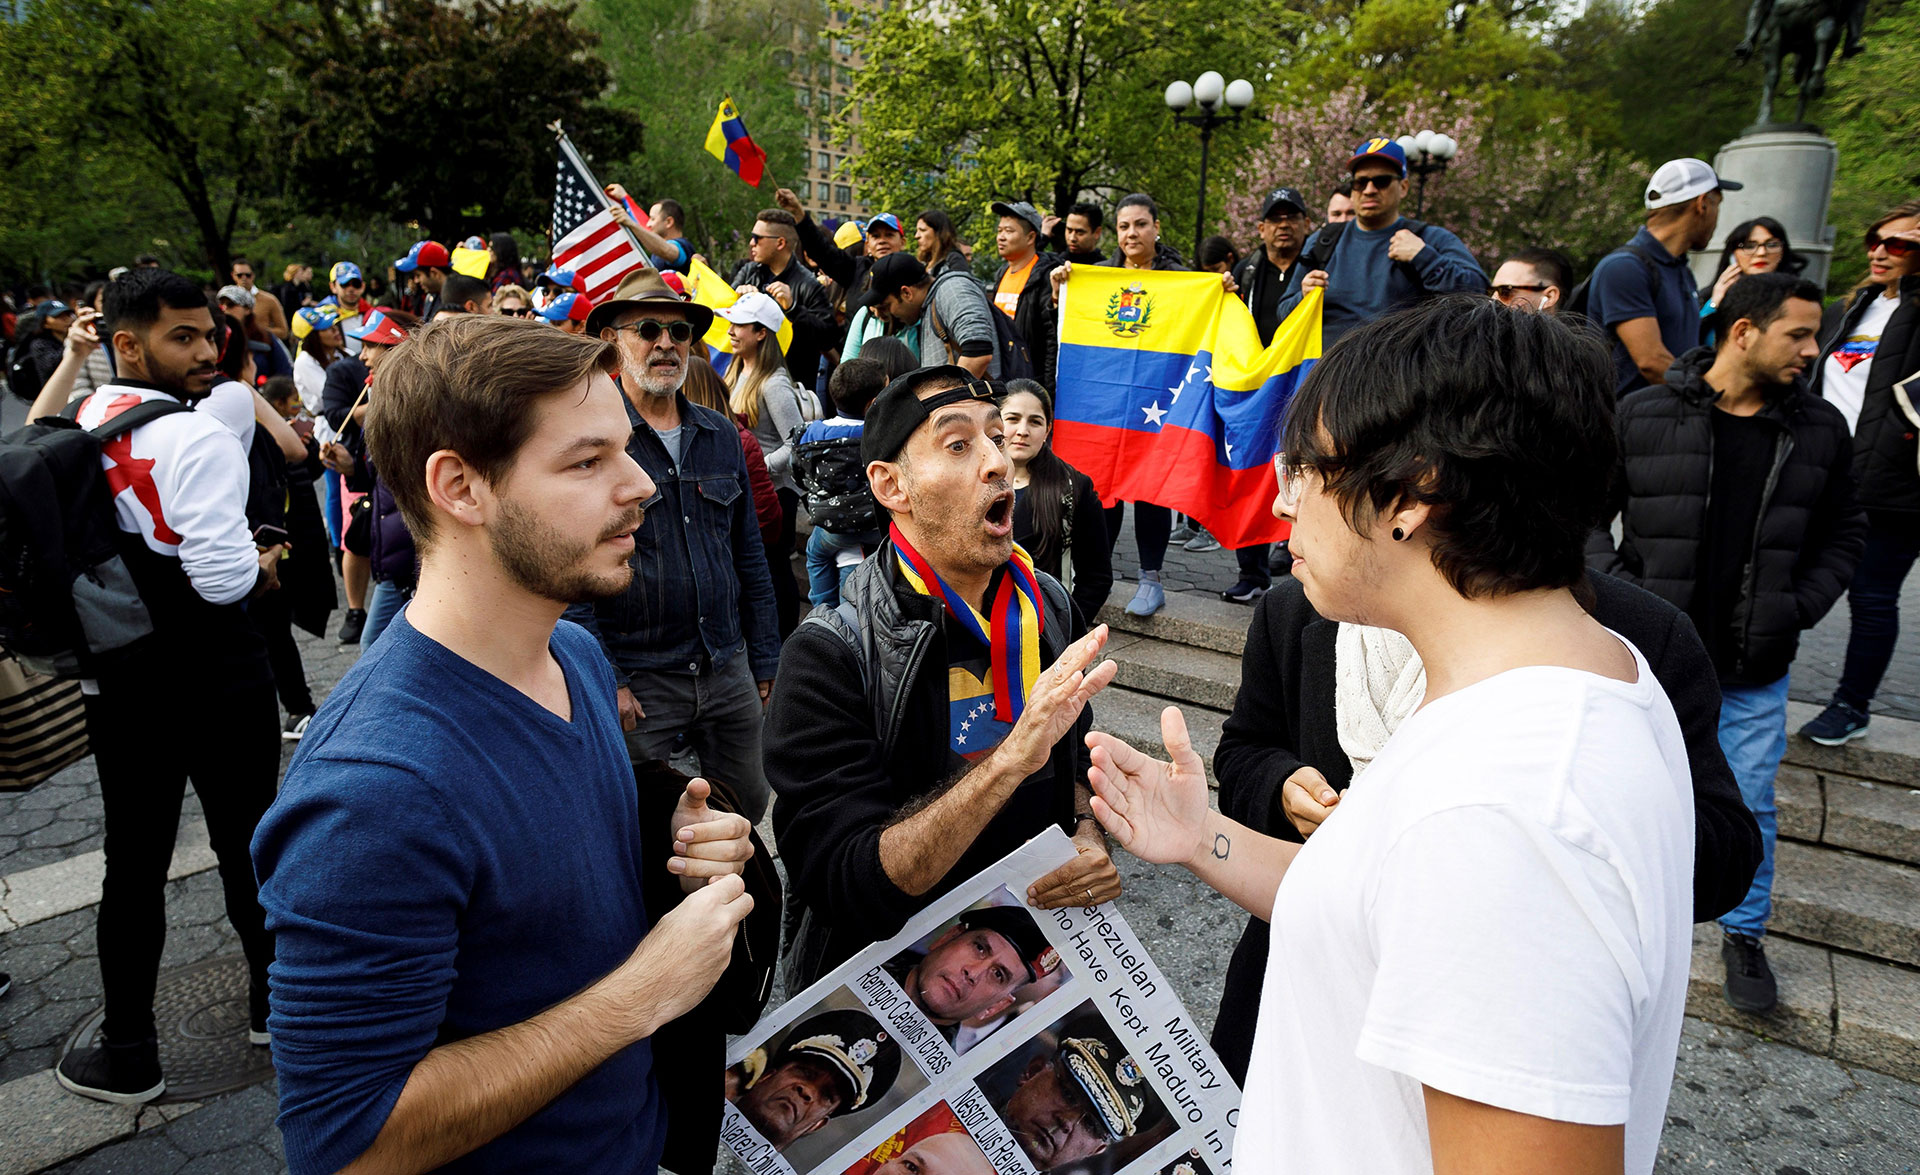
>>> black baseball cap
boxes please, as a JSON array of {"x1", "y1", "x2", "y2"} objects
[
  {"x1": 861, "y1": 366, "x2": 998, "y2": 464},
  {"x1": 1260, "y1": 187, "x2": 1309, "y2": 219},
  {"x1": 854, "y1": 252, "x2": 930, "y2": 314}
]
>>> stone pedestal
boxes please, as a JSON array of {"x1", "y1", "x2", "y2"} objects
[{"x1": 1688, "y1": 128, "x2": 1838, "y2": 290}]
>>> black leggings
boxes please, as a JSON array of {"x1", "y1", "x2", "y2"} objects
[
  {"x1": 248, "y1": 590, "x2": 314, "y2": 716},
  {"x1": 87, "y1": 677, "x2": 281, "y2": 1043},
  {"x1": 1104, "y1": 501, "x2": 1173, "y2": 572}
]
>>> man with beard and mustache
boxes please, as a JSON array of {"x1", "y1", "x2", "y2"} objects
[
  {"x1": 250, "y1": 315, "x2": 757, "y2": 1174},
  {"x1": 563, "y1": 270, "x2": 781, "y2": 821},
  {"x1": 56, "y1": 269, "x2": 287, "y2": 1105},
  {"x1": 765, "y1": 366, "x2": 1124, "y2": 989}
]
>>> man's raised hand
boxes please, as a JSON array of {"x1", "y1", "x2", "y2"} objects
[
  {"x1": 996, "y1": 625, "x2": 1116, "y2": 778},
  {"x1": 1086, "y1": 705, "x2": 1211, "y2": 867}
]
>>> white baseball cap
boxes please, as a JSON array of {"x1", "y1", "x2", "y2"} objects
[
  {"x1": 716, "y1": 290, "x2": 787, "y2": 334},
  {"x1": 1645, "y1": 158, "x2": 1743, "y2": 210}
]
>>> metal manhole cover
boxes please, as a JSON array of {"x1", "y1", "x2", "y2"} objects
[{"x1": 61, "y1": 954, "x2": 276, "y2": 1102}]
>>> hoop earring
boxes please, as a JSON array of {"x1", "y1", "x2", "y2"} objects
[{"x1": 1392, "y1": 527, "x2": 1405, "y2": 541}]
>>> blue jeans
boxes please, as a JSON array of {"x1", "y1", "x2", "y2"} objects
[
  {"x1": 363, "y1": 580, "x2": 408, "y2": 648},
  {"x1": 1835, "y1": 514, "x2": 1920, "y2": 710},
  {"x1": 1718, "y1": 674, "x2": 1791, "y2": 937},
  {"x1": 805, "y1": 528, "x2": 879, "y2": 607}
]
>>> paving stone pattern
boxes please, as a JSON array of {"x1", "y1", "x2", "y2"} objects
[{"x1": 5, "y1": 552, "x2": 1919, "y2": 1172}]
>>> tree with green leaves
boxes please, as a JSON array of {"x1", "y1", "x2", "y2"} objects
[
  {"x1": 840, "y1": 0, "x2": 1299, "y2": 244},
  {"x1": 576, "y1": 0, "x2": 814, "y2": 258},
  {"x1": 267, "y1": 0, "x2": 642, "y2": 248},
  {"x1": 1820, "y1": 0, "x2": 1920, "y2": 291},
  {"x1": 0, "y1": 0, "x2": 292, "y2": 278}
]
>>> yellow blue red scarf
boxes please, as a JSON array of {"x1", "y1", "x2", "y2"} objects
[{"x1": 891, "y1": 522, "x2": 1044, "y2": 723}]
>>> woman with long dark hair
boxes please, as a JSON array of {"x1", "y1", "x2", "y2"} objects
[
  {"x1": 487, "y1": 232, "x2": 525, "y2": 292},
  {"x1": 1799, "y1": 199, "x2": 1920, "y2": 745},
  {"x1": 915, "y1": 210, "x2": 968, "y2": 276},
  {"x1": 860, "y1": 335, "x2": 918, "y2": 380},
  {"x1": 1703, "y1": 217, "x2": 1807, "y2": 343},
  {"x1": 1000, "y1": 379, "x2": 1112, "y2": 621}
]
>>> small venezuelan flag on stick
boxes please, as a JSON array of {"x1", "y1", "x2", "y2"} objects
[{"x1": 705, "y1": 95, "x2": 767, "y2": 187}]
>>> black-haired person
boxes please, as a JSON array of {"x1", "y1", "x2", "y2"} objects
[
  {"x1": 733, "y1": 207, "x2": 837, "y2": 396},
  {"x1": 1042, "y1": 202, "x2": 1107, "y2": 265},
  {"x1": 1800, "y1": 200, "x2": 1920, "y2": 745},
  {"x1": 434, "y1": 272, "x2": 494, "y2": 318},
  {"x1": 1198, "y1": 235, "x2": 1240, "y2": 273},
  {"x1": 1001, "y1": 380, "x2": 1112, "y2": 623},
  {"x1": 990, "y1": 200, "x2": 1065, "y2": 387},
  {"x1": 766, "y1": 367, "x2": 1121, "y2": 988},
  {"x1": 58, "y1": 270, "x2": 284, "y2": 1103},
  {"x1": 1491, "y1": 248, "x2": 1575, "y2": 314},
  {"x1": 1702, "y1": 217, "x2": 1808, "y2": 343},
  {"x1": 1591, "y1": 273, "x2": 1864, "y2": 1014},
  {"x1": 1324, "y1": 179, "x2": 1354, "y2": 224},
  {"x1": 1087, "y1": 296, "x2": 1697, "y2": 1172},
  {"x1": 486, "y1": 231, "x2": 525, "y2": 292},
  {"x1": 915, "y1": 209, "x2": 970, "y2": 277}
]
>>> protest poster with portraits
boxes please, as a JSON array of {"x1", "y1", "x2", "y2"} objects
[{"x1": 721, "y1": 828, "x2": 1241, "y2": 1175}]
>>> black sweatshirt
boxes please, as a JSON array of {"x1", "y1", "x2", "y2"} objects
[
  {"x1": 1013, "y1": 464, "x2": 1112, "y2": 624},
  {"x1": 1207, "y1": 571, "x2": 1763, "y2": 1083}
]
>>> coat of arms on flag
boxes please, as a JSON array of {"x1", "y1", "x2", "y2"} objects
[{"x1": 1106, "y1": 282, "x2": 1154, "y2": 338}]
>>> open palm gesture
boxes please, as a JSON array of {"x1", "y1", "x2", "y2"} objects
[{"x1": 1085, "y1": 706, "x2": 1211, "y2": 867}]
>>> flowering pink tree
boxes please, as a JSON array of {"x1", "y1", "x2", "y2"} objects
[{"x1": 1222, "y1": 86, "x2": 1641, "y2": 270}]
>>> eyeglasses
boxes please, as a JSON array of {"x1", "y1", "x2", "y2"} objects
[
  {"x1": 610, "y1": 319, "x2": 695, "y2": 343},
  {"x1": 339, "y1": 280, "x2": 364, "y2": 289},
  {"x1": 1491, "y1": 283, "x2": 1550, "y2": 301},
  {"x1": 1867, "y1": 232, "x2": 1919, "y2": 258},
  {"x1": 1352, "y1": 174, "x2": 1400, "y2": 191},
  {"x1": 748, "y1": 233, "x2": 779, "y2": 244},
  {"x1": 232, "y1": 271, "x2": 253, "y2": 280},
  {"x1": 1735, "y1": 239, "x2": 1785, "y2": 254},
  {"x1": 499, "y1": 306, "x2": 531, "y2": 317},
  {"x1": 1272, "y1": 452, "x2": 1307, "y2": 513}
]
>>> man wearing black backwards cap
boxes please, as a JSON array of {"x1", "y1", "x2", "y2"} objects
[
  {"x1": 727, "y1": 1009, "x2": 903, "y2": 1150},
  {"x1": 766, "y1": 367, "x2": 1123, "y2": 988},
  {"x1": 886, "y1": 905, "x2": 1063, "y2": 1039}
]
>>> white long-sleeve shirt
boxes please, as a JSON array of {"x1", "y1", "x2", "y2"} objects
[{"x1": 74, "y1": 384, "x2": 260, "y2": 606}]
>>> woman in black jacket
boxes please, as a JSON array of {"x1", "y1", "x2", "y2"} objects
[
  {"x1": 1801, "y1": 200, "x2": 1920, "y2": 745},
  {"x1": 999, "y1": 379, "x2": 1112, "y2": 622},
  {"x1": 1207, "y1": 572, "x2": 1763, "y2": 1084}
]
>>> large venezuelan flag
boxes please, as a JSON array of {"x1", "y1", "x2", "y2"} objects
[{"x1": 1052, "y1": 271, "x2": 1321, "y2": 547}]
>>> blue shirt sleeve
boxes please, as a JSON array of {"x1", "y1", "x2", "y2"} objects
[
  {"x1": 253, "y1": 760, "x2": 472, "y2": 1175},
  {"x1": 1588, "y1": 252, "x2": 1658, "y2": 330},
  {"x1": 651, "y1": 238, "x2": 692, "y2": 273},
  {"x1": 1407, "y1": 226, "x2": 1487, "y2": 293}
]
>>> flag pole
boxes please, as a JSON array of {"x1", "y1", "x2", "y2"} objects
[{"x1": 552, "y1": 122, "x2": 650, "y2": 264}]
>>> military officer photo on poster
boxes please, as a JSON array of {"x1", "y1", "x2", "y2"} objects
[
  {"x1": 719, "y1": 828, "x2": 1241, "y2": 1175},
  {"x1": 725, "y1": 987, "x2": 924, "y2": 1170},
  {"x1": 882, "y1": 887, "x2": 1074, "y2": 1057}
]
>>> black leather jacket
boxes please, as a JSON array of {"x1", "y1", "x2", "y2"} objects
[{"x1": 766, "y1": 540, "x2": 1087, "y2": 988}]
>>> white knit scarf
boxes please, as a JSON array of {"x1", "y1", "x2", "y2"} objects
[{"x1": 1334, "y1": 623, "x2": 1427, "y2": 778}]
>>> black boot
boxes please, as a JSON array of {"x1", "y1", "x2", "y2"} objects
[{"x1": 57, "y1": 1033, "x2": 165, "y2": 1104}]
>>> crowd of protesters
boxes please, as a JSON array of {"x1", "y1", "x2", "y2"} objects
[{"x1": 2, "y1": 130, "x2": 1917, "y2": 1175}]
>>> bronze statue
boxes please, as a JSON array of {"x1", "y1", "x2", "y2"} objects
[{"x1": 1734, "y1": 0, "x2": 1870, "y2": 126}]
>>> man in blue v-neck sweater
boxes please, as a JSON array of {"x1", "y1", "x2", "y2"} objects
[{"x1": 252, "y1": 315, "x2": 756, "y2": 1175}]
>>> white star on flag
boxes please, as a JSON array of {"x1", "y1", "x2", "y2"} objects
[{"x1": 1142, "y1": 401, "x2": 1167, "y2": 427}]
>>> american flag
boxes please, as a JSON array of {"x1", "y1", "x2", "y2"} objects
[{"x1": 551, "y1": 131, "x2": 649, "y2": 303}]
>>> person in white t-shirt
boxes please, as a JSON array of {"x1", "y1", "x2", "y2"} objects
[{"x1": 1084, "y1": 296, "x2": 1695, "y2": 1174}]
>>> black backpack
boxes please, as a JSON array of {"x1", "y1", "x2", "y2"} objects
[
  {"x1": 1304, "y1": 217, "x2": 1431, "y2": 277},
  {"x1": 6, "y1": 310, "x2": 49, "y2": 403},
  {"x1": 924, "y1": 270, "x2": 1036, "y2": 382},
  {"x1": 0, "y1": 397, "x2": 194, "y2": 678},
  {"x1": 790, "y1": 431, "x2": 879, "y2": 535},
  {"x1": 1564, "y1": 244, "x2": 1659, "y2": 321}
]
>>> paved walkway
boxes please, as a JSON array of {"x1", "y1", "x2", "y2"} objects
[{"x1": 3, "y1": 545, "x2": 1918, "y2": 1172}]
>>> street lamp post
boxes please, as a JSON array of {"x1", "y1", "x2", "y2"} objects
[
  {"x1": 1165, "y1": 72, "x2": 1258, "y2": 264},
  {"x1": 1394, "y1": 130, "x2": 1458, "y2": 219}
]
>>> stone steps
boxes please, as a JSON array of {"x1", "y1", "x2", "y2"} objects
[
  {"x1": 1096, "y1": 582, "x2": 1251, "y2": 657},
  {"x1": 1776, "y1": 764, "x2": 1920, "y2": 870},
  {"x1": 1686, "y1": 923, "x2": 1920, "y2": 1084},
  {"x1": 1769, "y1": 839, "x2": 1920, "y2": 968}
]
